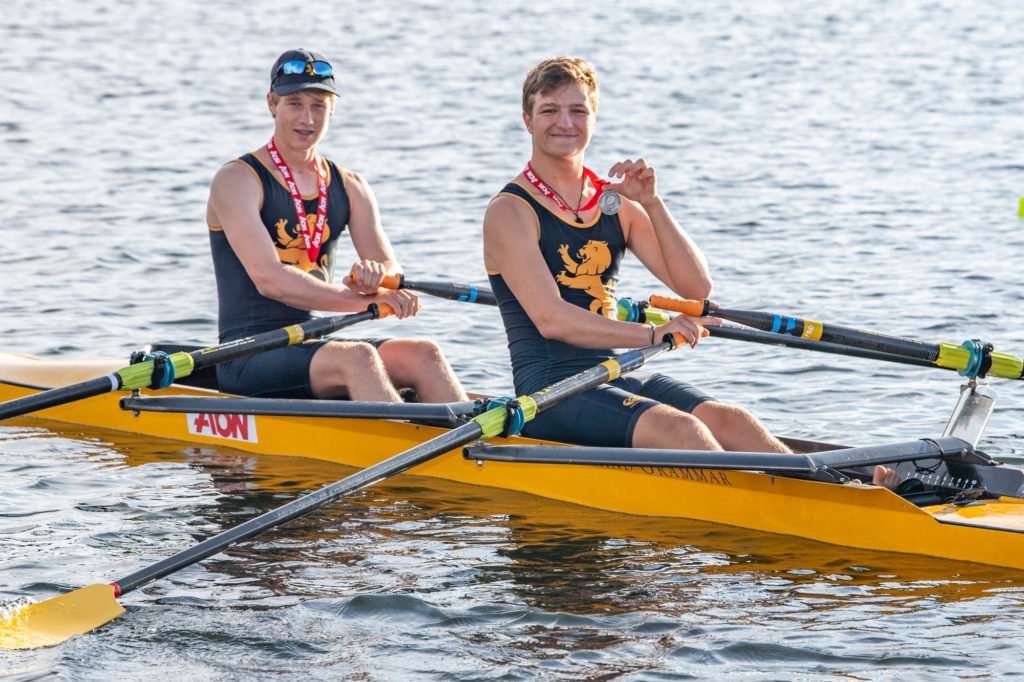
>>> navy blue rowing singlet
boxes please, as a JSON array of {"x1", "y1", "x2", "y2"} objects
[
  {"x1": 209, "y1": 153, "x2": 351, "y2": 341},
  {"x1": 488, "y1": 180, "x2": 627, "y2": 393}
]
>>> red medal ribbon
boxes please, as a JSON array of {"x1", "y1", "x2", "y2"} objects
[
  {"x1": 524, "y1": 162, "x2": 612, "y2": 214},
  {"x1": 267, "y1": 137, "x2": 329, "y2": 264}
]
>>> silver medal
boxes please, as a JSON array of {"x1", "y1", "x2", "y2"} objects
[{"x1": 598, "y1": 190, "x2": 622, "y2": 215}]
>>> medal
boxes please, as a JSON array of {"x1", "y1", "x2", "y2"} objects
[
  {"x1": 524, "y1": 162, "x2": 620, "y2": 222},
  {"x1": 598, "y1": 189, "x2": 621, "y2": 215}
]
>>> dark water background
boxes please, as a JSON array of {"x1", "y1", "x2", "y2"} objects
[{"x1": 3, "y1": 1, "x2": 1024, "y2": 678}]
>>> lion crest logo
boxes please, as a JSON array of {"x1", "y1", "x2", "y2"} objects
[
  {"x1": 274, "y1": 215, "x2": 331, "y2": 281},
  {"x1": 555, "y1": 240, "x2": 616, "y2": 317}
]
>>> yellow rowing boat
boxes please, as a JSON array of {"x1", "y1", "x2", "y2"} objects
[{"x1": 3, "y1": 348, "x2": 1024, "y2": 571}]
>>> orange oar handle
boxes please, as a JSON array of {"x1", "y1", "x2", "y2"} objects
[
  {"x1": 376, "y1": 303, "x2": 396, "y2": 319},
  {"x1": 348, "y1": 269, "x2": 404, "y2": 291},
  {"x1": 648, "y1": 295, "x2": 710, "y2": 317},
  {"x1": 656, "y1": 328, "x2": 708, "y2": 348}
]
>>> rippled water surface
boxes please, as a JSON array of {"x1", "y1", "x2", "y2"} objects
[{"x1": 3, "y1": 0, "x2": 1024, "y2": 679}]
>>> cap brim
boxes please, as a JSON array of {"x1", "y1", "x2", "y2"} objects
[{"x1": 272, "y1": 81, "x2": 339, "y2": 96}]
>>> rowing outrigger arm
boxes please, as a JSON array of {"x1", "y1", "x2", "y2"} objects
[
  {"x1": 464, "y1": 382, "x2": 1023, "y2": 505},
  {"x1": 119, "y1": 394, "x2": 491, "y2": 428}
]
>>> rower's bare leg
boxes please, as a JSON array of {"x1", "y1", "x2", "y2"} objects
[
  {"x1": 376, "y1": 339, "x2": 468, "y2": 403},
  {"x1": 692, "y1": 401, "x2": 791, "y2": 453},
  {"x1": 631, "y1": 405, "x2": 723, "y2": 451},
  {"x1": 309, "y1": 341, "x2": 403, "y2": 402}
]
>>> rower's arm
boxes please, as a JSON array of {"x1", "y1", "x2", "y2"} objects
[
  {"x1": 342, "y1": 169, "x2": 403, "y2": 292},
  {"x1": 207, "y1": 161, "x2": 389, "y2": 314},
  {"x1": 623, "y1": 195, "x2": 713, "y2": 300}
]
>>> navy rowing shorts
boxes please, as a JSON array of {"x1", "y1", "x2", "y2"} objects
[
  {"x1": 518, "y1": 372, "x2": 713, "y2": 448},
  {"x1": 215, "y1": 338, "x2": 388, "y2": 399}
]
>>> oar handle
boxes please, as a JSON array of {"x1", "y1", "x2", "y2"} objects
[
  {"x1": 380, "y1": 273, "x2": 403, "y2": 290},
  {"x1": 649, "y1": 295, "x2": 709, "y2": 317}
]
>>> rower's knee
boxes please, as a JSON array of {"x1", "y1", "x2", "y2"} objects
[
  {"x1": 331, "y1": 340, "x2": 382, "y2": 369},
  {"x1": 694, "y1": 401, "x2": 757, "y2": 435},
  {"x1": 379, "y1": 338, "x2": 449, "y2": 378},
  {"x1": 692, "y1": 401, "x2": 789, "y2": 453},
  {"x1": 633, "y1": 405, "x2": 722, "y2": 451},
  {"x1": 405, "y1": 339, "x2": 446, "y2": 365},
  {"x1": 312, "y1": 341, "x2": 386, "y2": 385}
]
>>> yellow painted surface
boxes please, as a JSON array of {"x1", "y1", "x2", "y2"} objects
[
  {"x1": 0, "y1": 584, "x2": 124, "y2": 650},
  {"x1": 3, "y1": 350, "x2": 1024, "y2": 571}
]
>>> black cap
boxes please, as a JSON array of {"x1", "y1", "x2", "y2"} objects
[{"x1": 270, "y1": 48, "x2": 339, "y2": 96}]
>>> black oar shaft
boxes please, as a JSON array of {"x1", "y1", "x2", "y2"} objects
[
  {"x1": 0, "y1": 307, "x2": 384, "y2": 422},
  {"x1": 185, "y1": 308, "x2": 379, "y2": 371},
  {"x1": 649, "y1": 295, "x2": 1024, "y2": 380},
  {"x1": 707, "y1": 324, "x2": 937, "y2": 369},
  {"x1": 715, "y1": 307, "x2": 940, "y2": 362},
  {"x1": 112, "y1": 336, "x2": 683, "y2": 597},
  {"x1": 113, "y1": 421, "x2": 482, "y2": 595},
  {"x1": 379, "y1": 274, "x2": 497, "y2": 306},
  {"x1": 0, "y1": 376, "x2": 124, "y2": 421},
  {"x1": 649, "y1": 294, "x2": 941, "y2": 362}
]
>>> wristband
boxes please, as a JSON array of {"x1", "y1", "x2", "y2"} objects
[{"x1": 648, "y1": 322, "x2": 656, "y2": 345}]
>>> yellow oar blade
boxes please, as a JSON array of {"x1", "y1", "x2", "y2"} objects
[{"x1": 0, "y1": 584, "x2": 124, "y2": 650}]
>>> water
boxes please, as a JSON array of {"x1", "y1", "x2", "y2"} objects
[{"x1": 3, "y1": 0, "x2": 1024, "y2": 678}]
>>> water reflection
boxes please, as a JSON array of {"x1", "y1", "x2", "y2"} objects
[{"x1": 8, "y1": 417, "x2": 1021, "y2": 615}]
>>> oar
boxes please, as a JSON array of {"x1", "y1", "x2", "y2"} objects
[
  {"x1": 0, "y1": 333, "x2": 691, "y2": 649},
  {"x1": 0, "y1": 305, "x2": 394, "y2": 422},
  {"x1": 625, "y1": 299, "x2": 945, "y2": 367},
  {"x1": 370, "y1": 273, "x2": 497, "y2": 306},
  {"x1": 650, "y1": 294, "x2": 1024, "y2": 380}
]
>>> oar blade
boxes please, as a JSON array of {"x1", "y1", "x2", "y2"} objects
[{"x1": 0, "y1": 584, "x2": 124, "y2": 650}]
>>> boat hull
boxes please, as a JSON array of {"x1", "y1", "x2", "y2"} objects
[{"x1": 2, "y1": 350, "x2": 1024, "y2": 570}]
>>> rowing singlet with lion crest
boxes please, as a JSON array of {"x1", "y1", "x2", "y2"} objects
[
  {"x1": 209, "y1": 153, "x2": 351, "y2": 341},
  {"x1": 488, "y1": 181, "x2": 626, "y2": 393}
]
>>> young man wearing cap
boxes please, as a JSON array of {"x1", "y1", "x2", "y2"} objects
[{"x1": 207, "y1": 49, "x2": 467, "y2": 402}]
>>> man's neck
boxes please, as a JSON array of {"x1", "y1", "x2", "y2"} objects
[
  {"x1": 528, "y1": 152, "x2": 585, "y2": 194},
  {"x1": 269, "y1": 137, "x2": 320, "y2": 175},
  {"x1": 524, "y1": 150, "x2": 589, "y2": 197}
]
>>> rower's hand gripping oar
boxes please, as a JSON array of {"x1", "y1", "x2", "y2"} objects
[
  {"x1": 0, "y1": 332, "x2": 692, "y2": 650},
  {"x1": 0, "y1": 304, "x2": 395, "y2": 422},
  {"x1": 649, "y1": 294, "x2": 1024, "y2": 381}
]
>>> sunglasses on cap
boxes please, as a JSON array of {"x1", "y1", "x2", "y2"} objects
[{"x1": 278, "y1": 60, "x2": 333, "y2": 77}]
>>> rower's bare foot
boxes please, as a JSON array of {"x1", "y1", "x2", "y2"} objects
[{"x1": 872, "y1": 465, "x2": 901, "y2": 491}]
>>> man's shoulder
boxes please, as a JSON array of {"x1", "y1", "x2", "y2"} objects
[
  {"x1": 489, "y1": 179, "x2": 534, "y2": 210},
  {"x1": 210, "y1": 156, "x2": 263, "y2": 199},
  {"x1": 485, "y1": 184, "x2": 540, "y2": 234}
]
